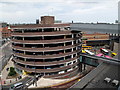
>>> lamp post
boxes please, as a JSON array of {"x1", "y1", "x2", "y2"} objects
[
  {"x1": 33, "y1": 53, "x2": 37, "y2": 87},
  {"x1": 0, "y1": 74, "x2": 2, "y2": 90}
]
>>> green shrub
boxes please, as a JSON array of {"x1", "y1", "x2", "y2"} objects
[{"x1": 8, "y1": 67, "x2": 17, "y2": 76}]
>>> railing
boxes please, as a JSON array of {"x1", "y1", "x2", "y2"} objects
[
  {"x1": 14, "y1": 62, "x2": 79, "y2": 73},
  {"x1": 80, "y1": 53, "x2": 120, "y2": 65},
  {"x1": 12, "y1": 57, "x2": 78, "y2": 66},
  {"x1": 13, "y1": 50, "x2": 80, "y2": 59},
  {"x1": 11, "y1": 38, "x2": 77, "y2": 44},
  {"x1": 12, "y1": 31, "x2": 72, "y2": 36},
  {"x1": 12, "y1": 44, "x2": 78, "y2": 52}
]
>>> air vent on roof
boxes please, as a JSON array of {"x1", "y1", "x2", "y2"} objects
[
  {"x1": 104, "y1": 77, "x2": 111, "y2": 83},
  {"x1": 112, "y1": 79, "x2": 119, "y2": 86}
]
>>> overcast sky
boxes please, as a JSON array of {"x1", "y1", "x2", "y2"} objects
[{"x1": 0, "y1": 0, "x2": 119, "y2": 24}]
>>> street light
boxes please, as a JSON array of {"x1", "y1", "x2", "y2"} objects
[
  {"x1": 33, "y1": 53, "x2": 37, "y2": 87},
  {"x1": 0, "y1": 74, "x2": 2, "y2": 90}
]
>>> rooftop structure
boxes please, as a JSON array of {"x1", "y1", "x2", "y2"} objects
[
  {"x1": 69, "y1": 62, "x2": 120, "y2": 89},
  {"x1": 41, "y1": 16, "x2": 54, "y2": 25}
]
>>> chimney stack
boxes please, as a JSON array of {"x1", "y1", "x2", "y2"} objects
[
  {"x1": 36, "y1": 19, "x2": 39, "y2": 24},
  {"x1": 41, "y1": 16, "x2": 54, "y2": 25}
]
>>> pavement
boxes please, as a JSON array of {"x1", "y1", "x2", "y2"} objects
[
  {"x1": 27, "y1": 66, "x2": 94, "y2": 89},
  {"x1": 0, "y1": 55, "x2": 30, "y2": 90},
  {"x1": 0, "y1": 41, "x2": 11, "y2": 49},
  {"x1": 28, "y1": 73, "x2": 82, "y2": 89},
  {"x1": 0, "y1": 55, "x2": 28, "y2": 86},
  {"x1": 1, "y1": 56, "x2": 14, "y2": 80},
  {"x1": 0, "y1": 56, "x2": 18, "y2": 85}
]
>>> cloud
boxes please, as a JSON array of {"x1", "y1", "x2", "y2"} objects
[
  {"x1": 55, "y1": 0, "x2": 118, "y2": 23},
  {"x1": 0, "y1": 0, "x2": 119, "y2": 2},
  {"x1": 0, "y1": 0, "x2": 64, "y2": 2},
  {"x1": 0, "y1": 0, "x2": 119, "y2": 23}
]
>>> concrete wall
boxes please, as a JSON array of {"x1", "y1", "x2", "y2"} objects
[
  {"x1": 113, "y1": 42, "x2": 119, "y2": 53},
  {"x1": 113, "y1": 42, "x2": 120, "y2": 60}
]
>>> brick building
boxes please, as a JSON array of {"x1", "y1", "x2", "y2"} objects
[
  {"x1": 0, "y1": 23, "x2": 11, "y2": 46},
  {"x1": 82, "y1": 32, "x2": 110, "y2": 46},
  {"x1": 1, "y1": 27, "x2": 11, "y2": 39}
]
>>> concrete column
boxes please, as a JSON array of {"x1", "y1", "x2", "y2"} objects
[
  {"x1": 42, "y1": 28, "x2": 44, "y2": 32},
  {"x1": 64, "y1": 49, "x2": 65, "y2": 53},
  {"x1": 22, "y1": 30, "x2": 24, "y2": 33},
  {"x1": 72, "y1": 54, "x2": 73, "y2": 58},
  {"x1": 76, "y1": 46, "x2": 78, "y2": 51},
  {"x1": 24, "y1": 51, "x2": 25, "y2": 55},
  {"x1": 23, "y1": 37, "x2": 24, "y2": 40},
  {"x1": 110, "y1": 39, "x2": 114, "y2": 51},
  {"x1": 64, "y1": 43, "x2": 66, "y2": 46},
  {"x1": 84, "y1": 64, "x2": 86, "y2": 70},
  {"x1": 42, "y1": 36, "x2": 44, "y2": 40},
  {"x1": 72, "y1": 41, "x2": 74, "y2": 45},
  {"x1": 76, "y1": 40, "x2": 78, "y2": 44},
  {"x1": 79, "y1": 63, "x2": 82, "y2": 72},
  {"x1": 24, "y1": 58, "x2": 26, "y2": 61},
  {"x1": 72, "y1": 48, "x2": 73, "y2": 52},
  {"x1": 64, "y1": 35, "x2": 66, "y2": 39},
  {"x1": 64, "y1": 57, "x2": 65, "y2": 60},
  {"x1": 23, "y1": 44, "x2": 25, "y2": 47},
  {"x1": 72, "y1": 34, "x2": 74, "y2": 38},
  {"x1": 25, "y1": 65, "x2": 27, "y2": 68}
]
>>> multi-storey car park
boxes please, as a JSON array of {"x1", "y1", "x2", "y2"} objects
[{"x1": 11, "y1": 16, "x2": 82, "y2": 78}]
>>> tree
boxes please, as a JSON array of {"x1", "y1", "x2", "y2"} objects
[{"x1": 8, "y1": 67, "x2": 17, "y2": 76}]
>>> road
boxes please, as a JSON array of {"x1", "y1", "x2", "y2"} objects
[
  {"x1": 0, "y1": 41, "x2": 12, "y2": 72},
  {"x1": 2, "y1": 76, "x2": 34, "y2": 90},
  {"x1": 2, "y1": 76, "x2": 43, "y2": 90}
]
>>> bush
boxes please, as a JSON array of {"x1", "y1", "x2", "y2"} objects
[{"x1": 8, "y1": 67, "x2": 17, "y2": 76}]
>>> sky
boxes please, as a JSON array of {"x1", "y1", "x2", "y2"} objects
[{"x1": 0, "y1": 0, "x2": 119, "y2": 24}]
